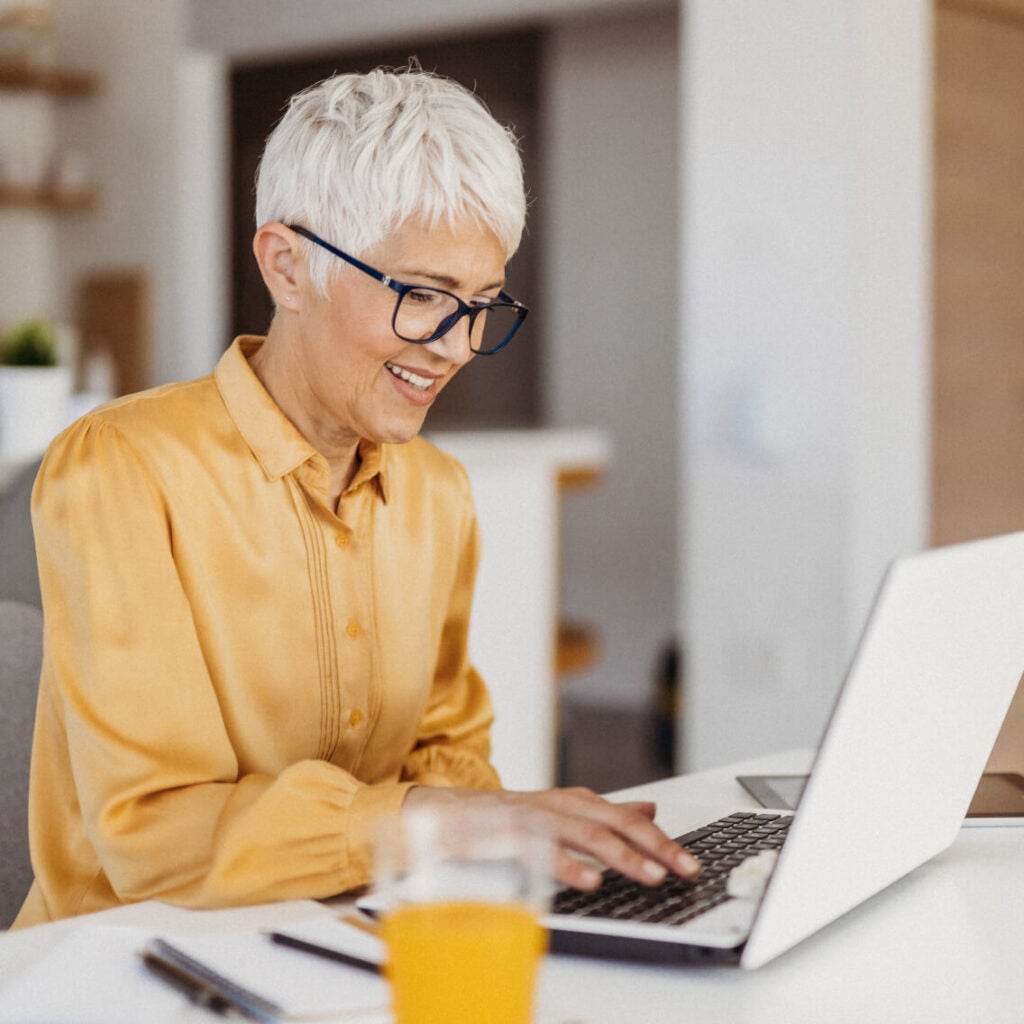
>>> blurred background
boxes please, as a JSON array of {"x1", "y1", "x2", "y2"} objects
[{"x1": 1, "y1": 0, "x2": 1022, "y2": 792}]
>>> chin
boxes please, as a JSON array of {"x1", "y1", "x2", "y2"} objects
[{"x1": 376, "y1": 417, "x2": 430, "y2": 446}]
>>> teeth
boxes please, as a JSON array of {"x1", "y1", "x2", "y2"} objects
[{"x1": 385, "y1": 362, "x2": 431, "y2": 390}]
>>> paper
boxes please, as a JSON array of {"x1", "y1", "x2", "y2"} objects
[
  {"x1": 0, "y1": 925, "x2": 186, "y2": 1024},
  {"x1": 0, "y1": 919, "x2": 391, "y2": 1023},
  {"x1": 172, "y1": 924, "x2": 388, "y2": 1019}
]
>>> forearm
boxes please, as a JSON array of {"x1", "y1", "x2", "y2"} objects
[{"x1": 89, "y1": 762, "x2": 413, "y2": 907}]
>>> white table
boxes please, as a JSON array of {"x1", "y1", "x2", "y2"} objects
[{"x1": 2, "y1": 749, "x2": 1022, "y2": 1023}]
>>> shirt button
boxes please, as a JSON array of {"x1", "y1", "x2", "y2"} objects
[
  {"x1": 348, "y1": 709, "x2": 364, "y2": 728},
  {"x1": 334, "y1": 531, "x2": 351, "y2": 549},
  {"x1": 346, "y1": 619, "x2": 361, "y2": 638}
]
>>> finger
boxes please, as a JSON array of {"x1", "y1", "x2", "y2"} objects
[
  {"x1": 544, "y1": 794, "x2": 704, "y2": 884},
  {"x1": 612, "y1": 800, "x2": 657, "y2": 819},
  {"x1": 554, "y1": 848, "x2": 604, "y2": 891},
  {"x1": 542, "y1": 792, "x2": 701, "y2": 880},
  {"x1": 555, "y1": 816, "x2": 678, "y2": 887},
  {"x1": 506, "y1": 788, "x2": 700, "y2": 886}
]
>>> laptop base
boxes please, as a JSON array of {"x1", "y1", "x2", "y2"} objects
[{"x1": 548, "y1": 927, "x2": 743, "y2": 965}]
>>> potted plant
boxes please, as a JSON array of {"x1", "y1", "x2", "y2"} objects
[{"x1": 0, "y1": 316, "x2": 73, "y2": 460}]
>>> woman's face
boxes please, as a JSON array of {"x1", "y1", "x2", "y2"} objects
[{"x1": 284, "y1": 216, "x2": 507, "y2": 453}]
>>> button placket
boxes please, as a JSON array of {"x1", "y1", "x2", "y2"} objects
[{"x1": 329, "y1": 487, "x2": 376, "y2": 762}]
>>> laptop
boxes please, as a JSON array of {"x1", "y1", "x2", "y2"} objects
[{"x1": 547, "y1": 531, "x2": 1024, "y2": 969}]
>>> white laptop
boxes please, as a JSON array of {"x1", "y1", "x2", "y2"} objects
[{"x1": 547, "y1": 531, "x2": 1024, "y2": 969}]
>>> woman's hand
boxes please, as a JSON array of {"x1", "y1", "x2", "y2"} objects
[{"x1": 402, "y1": 785, "x2": 700, "y2": 891}]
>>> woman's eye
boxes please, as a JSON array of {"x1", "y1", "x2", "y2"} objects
[{"x1": 407, "y1": 288, "x2": 442, "y2": 306}]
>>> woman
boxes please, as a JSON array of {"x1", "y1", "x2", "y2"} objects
[{"x1": 14, "y1": 67, "x2": 697, "y2": 928}]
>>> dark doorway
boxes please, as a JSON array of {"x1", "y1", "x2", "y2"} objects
[{"x1": 230, "y1": 29, "x2": 542, "y2": 429}]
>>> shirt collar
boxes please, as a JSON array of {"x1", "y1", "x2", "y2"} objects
[{"x1": 214, "y1": 336, "x2": 390, "y2": 502}]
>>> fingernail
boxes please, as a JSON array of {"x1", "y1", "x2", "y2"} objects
[
  {"x1": 642, "y1": 859, "x2": 667, "y2": 883},
  {"x1": 677, "y1": 851, "x2": 700, "y2": 875}
]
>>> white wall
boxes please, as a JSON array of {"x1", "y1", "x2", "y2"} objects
[
  {"x1": 190, "y1": 0, "x2": 673, "y2": 59},
  {"x1": 678, "y1": 0, "x2": 932, "y2": 769},
  {"x1": 51, "y1": 0, "x2": 227, "y2": 387},
  {"x1": 544, "y1": 7, "x2": 680, "y2": 710},
  {"x1": 0, "y1": 0, "x2": 57, "y2": 324},
  {"x1": 52, "y1": 0, "x2": 179, "y2": 383}
]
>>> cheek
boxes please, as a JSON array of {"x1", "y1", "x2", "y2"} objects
[
  {"x1": 347, "y1": 307, "x2": 399, "y2": 357},
  {"x1": 315, "y1": 313, "x2": 394, "y2": 374}
]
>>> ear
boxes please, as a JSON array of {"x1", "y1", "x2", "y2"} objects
[{"x1": 253, "y1": 222, "x2": 304, "y2": 309}]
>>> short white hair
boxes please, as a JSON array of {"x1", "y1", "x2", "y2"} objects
[{"x1": 255, "y1": 66, "x2": 527, "y2": 296}]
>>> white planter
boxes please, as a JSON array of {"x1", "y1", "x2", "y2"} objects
[{"x1": 0, "y1": 365, "x2": 73, "y2": 461}]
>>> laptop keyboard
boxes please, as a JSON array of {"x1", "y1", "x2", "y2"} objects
[{"x1": 552, "y1": 812, "x2": 793, "y2": 927}]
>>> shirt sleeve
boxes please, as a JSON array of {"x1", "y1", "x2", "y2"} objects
[
  {"x1": 399, "y1": 464, "x2": 502, "y2": 792},
  {"x1": 30, "y1": 419, "x2": 413, "y2": 913}
]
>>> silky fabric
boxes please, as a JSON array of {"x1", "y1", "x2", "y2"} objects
[{"x1": 13, "y1": 336, "x2": 500, "y2": 928}]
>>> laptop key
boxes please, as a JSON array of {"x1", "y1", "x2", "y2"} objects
[{"x1": 552, "y1": 812, "x2": 792, "y2": 926}]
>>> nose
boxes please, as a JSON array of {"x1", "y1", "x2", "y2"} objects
[{"x1": 421, "y1": 311, "x2": 476, "y2": 366}]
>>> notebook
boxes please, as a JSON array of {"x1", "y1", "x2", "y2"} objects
[{"x1": 547, "y1": 531, "x2": 1024, "y2": 969}]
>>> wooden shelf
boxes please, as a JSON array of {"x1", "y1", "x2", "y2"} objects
[
  {"x1": 0, "y1": 59, "x2": 99, "y2": 97},
  {"x1": 0, "y1": 181, "x2": 98, "y2": 212},
  {"x1": 558, "y1": 464, "x2": 605, "y2": 494},
  {"x1": 556, "y1": 620, "x2": 601, "y2": 676}
]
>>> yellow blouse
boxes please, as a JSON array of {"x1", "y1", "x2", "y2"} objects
[{"x1": 14, "y1": 336, "x2": 500, "y2": 928}]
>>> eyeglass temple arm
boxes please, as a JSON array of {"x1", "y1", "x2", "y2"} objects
[{"x1": 286, "y1": 224, "x2": 394, "y2": 286}]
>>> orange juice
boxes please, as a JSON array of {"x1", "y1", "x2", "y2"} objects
[{"x1": 382, "y1": 901, "x2": 546, "y2": 1024}]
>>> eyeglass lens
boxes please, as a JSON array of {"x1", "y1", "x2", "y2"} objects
[{"x1": 394, "y1": 288, "x2": 520, "y2": 354}]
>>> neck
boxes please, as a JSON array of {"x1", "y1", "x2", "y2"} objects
[
  {"x1": 327, "y1": 449, "x2": 359, "y2": 510},
  {"x1": 249, "y1": 324, "x2": 360, "y2": 507}
]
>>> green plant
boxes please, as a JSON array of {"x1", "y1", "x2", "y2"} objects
[{"x1": 0, "y1": 317, "x2": 59, "y2": 367}]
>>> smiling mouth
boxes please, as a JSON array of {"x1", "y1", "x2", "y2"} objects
[{"x1": 385, "y1": 361, "x2": 434, "y2": 391}]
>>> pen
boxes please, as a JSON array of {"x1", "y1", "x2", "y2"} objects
[
  {"x1": 269, "y1": 931, "x2": 384, "y2": 975},
  {"x1": 140, "y1": 939, "x2": 282, "y2": 1022}
]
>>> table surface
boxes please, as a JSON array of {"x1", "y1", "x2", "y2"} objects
[{"x1": 2, "y1": 748, "x2": 1022, "y2": 1023}]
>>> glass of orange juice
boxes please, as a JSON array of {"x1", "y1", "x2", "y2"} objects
[{"x1": 373, "y1": 804, "x2": 553, "y2": 1024}]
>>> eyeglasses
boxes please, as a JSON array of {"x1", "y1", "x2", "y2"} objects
[{"x1": 288, "y1": 224, "x2": 529, "y2": 355}]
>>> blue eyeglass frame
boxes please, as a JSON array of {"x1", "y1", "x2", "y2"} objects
[{"x1": 287, "y1": 224, "x2": 529, "y2": 355}]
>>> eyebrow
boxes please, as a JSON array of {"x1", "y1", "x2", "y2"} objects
[{"x1": 403, "y1": 269, "x2": 506, "y2": 293}]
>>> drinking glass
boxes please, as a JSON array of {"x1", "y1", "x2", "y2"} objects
[{"x1": 373, "y1": 804, "x2": 553, "y2": 1024}]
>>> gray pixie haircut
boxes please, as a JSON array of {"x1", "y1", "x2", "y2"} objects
[{"x1": 255, "y1": 67, "x2": 527, "y2": 296}]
